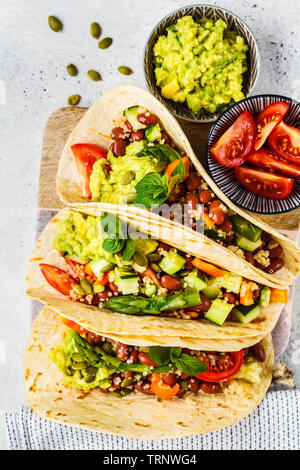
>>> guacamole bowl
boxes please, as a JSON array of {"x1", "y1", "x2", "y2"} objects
[
  {"x1": 144, "y1": 4, "x2": 260, "y2": 123},
  {"x1": 206, "y1": 94, "x2": 300, "y2": 214}
]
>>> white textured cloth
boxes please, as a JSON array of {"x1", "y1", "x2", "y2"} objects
[{"x1": 5, "y1": 390, "x2": 300, "y2": 450}]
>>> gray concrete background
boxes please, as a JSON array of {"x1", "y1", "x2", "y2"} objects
[{"x1": 0, "y1": 0, "x2": 299, "y2": 449}]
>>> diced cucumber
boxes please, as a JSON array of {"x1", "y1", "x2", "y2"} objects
[
  {"x1": 232, "y1": 304, "x2": 260, "y2": 324},
  {"x1": 143, "y1": 284, "x2": 158, "y2": 297},
  {"x1": 132, "y1": 262, "x2": 147, "y2": 274},
  {"x1": 236, "y1": 235, "x2": 262, "y2": 252},
  {"x1": 88, "y1": 259, "x2": 115, "y2": 276},
  {"x1": 183, "y1": 269, "x2": 207, "y2": 291},
  {"x1": 145, "y1": 124, "x2": 162, "y2": 143},
  {"x1": 220, "y1": 272, "x2": 242, "y2": 294},
  {"x1": 231, "y1": 215, "x2": 262, "y2": 242},
  {"x1": 260, "y1": 286, "x2": 271, "y2": 308},
  {"x1": 204, "y1": 227, "x2": 226, "y2": 241},
  {"x1": 204, "y1": 299, "x2": 233, "y2": 325},
  {"x1": 123, "y1": 106, "x2": 146, "y2": 132},
  {"x1": 201, "y1": 277, "x2": 222, "y2": 299},
  {"x1": 113, "y1": 267, "x2": 139, "y2": 295},
  {"x1": 159, "y1": 249, "x2": 186, "y2": 275}
]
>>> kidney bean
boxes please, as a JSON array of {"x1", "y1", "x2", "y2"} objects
[
  {"x1": 87, "y1": 332, "x2": 104, "y2": 345},
  {"x1": 185, "y1": 192, "x2": 199, "y2": 211},
  {"x1": 124, "y1": 120, "x2": 133, "y2": 131},
  {"x1": 262, "y1": 232, "x2": 271, "y2": 243},
  {"x1": 138, "y1": 352, "x2": 158, "y2": 367},
  {"x1": 243, "y1": 347, "x2": 249, "y2": 357},
  {"x1": 160, "y1": 275, "x2": 182, "y2": 291},
  {"x1": 116, "y1": 342, "x2": 130, "y2": 362},
  {"x1": 179, "y1": 372, "x2": 190, "y2": 380},
  {"x1": 111, "y1": 127, "x2": 128, "y2": 140},
  {"x1": 186, "y1": 172, "x2": 202, "y2": 191},
  {"x1": 97, "y1": 290, "x2": 113, "y2": 301},
  {"x1": 158, "y1": 242, "x2": 170, "y2": 252},
  {"x1": 137, "y1": 113, "x2": 159, "y2": 126},
  {"x1": 245, "y1": 252, "x2": 255, "y2": 265},
  {"x1": 109, "y1": 282, "x2": 120, "y2": 293},
  {"x1": 112, "y1": 373, "x2": 122, "y2": 389},
  {"x1": 269, "y1": 245, "x2": 282, "y2": 259},
  {"x1": 161, "y1": 373, "x2": 177, "y2": 386},
  {"x1": 199, "y1": 189, "x2": 214, "y2": 204},
  {"x1": 99, "y1": 387, "x2": 109, "y2": 393},
  {"x1": 131, "y1": 129, "x2": 145, "y2": 141},
  {"x1": 219, "y1": 215, "x2": 232, "y2": 233},
  {"x1": 264, "y1": 257, "x2": 284, "y2": 274},
  {"x1": 122, "y1": 371, "x2": 133, "y2": 379},
  {"x1": 188, "y1": 377, "x2": 200, "y2": 392},
  {"x1": 253, "y1": 289, "x2": 260, "y2": 300},
  {"x1": 128, "y1": 349, "x2": 138, "y2": 363},
  {"x1": 200, "y1": 382, "x2": 222, "y2": 394},
  {"x1": 161, "y1": 131, "x2": 169, "y2": 143},
  {"x1": 199, "y1": 295, "x2": 212, "y2": 311},
  {"x1": 135, "y1": 381, "x2": 155, "y2": 395},
  {"x1": 223, "y1": 292, "x2": 237, "y2": 305},
  {"x1": 251, "y1": 343, "x2": 266, "y2": 362},
  {"x1": 183, "y1": 254, "x2": 194, "y2": 270},
  {"x1": 111, "y1": 138, "x2": 129, "y2": 157},
  {"x1": 208, "y1": 200, "x2": 226, "y2": 225}
]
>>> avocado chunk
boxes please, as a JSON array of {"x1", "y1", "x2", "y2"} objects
[
  {"x1": 201, "y1": 277, "x2": 222, "y2": 299},
  {"x1": 159, "y1": 249, "x2": 186, "y2": 275},
  {"x1": 219, "y1": 272, "x2": 242, "y2": 294},
  {"x1": 231, "y1": 214, "x2": 262, "y2": 242},
  {"x1": 204, "y1": 298, "x2": 233, "y2": 325},
  {"x1": 183, "y1": 268, "x2": 207, "y2": 291},
  {"x1": 236, "y1": 235, "x2": 262, "y2": 252},
  {"x1": 259, "y1": 286, "x2": 271, "y2": 308},
  {"x1": 145, "y1": 124, "x2": 162, "y2": 143},
  {"x1": 232, "y1": 304, "x2": 260, "y2": 324},
  {"x1": 123, "y1": 106, "x2": 146, "y2": 132}
]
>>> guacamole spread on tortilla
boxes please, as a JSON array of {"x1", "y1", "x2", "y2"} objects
[{"x1": 153, "y1": 16, "x2": 248, "y2": 114}]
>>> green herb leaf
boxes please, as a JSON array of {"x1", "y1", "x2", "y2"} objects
[
  {"x1": 101, "y1": 213, "x2": 123, "y2": 238},
  {"x1": 134, "y1": 173, "x2": 169, "y2": 208},
  {"x1": 173, "y1": 353, "x2": 208, "y2": 376},
  {"x1": 102, "y1": 238, "x2": 124, "y2": 254},
  {"x1": 122, "y1": 238, "x2": 135, "y2": 261},
  {"x1": 170, "y1": 347, "x2": 182, "y2": 361},
  {"x1": 148, "y1": 346, "x2": 171, "y2": 365}
]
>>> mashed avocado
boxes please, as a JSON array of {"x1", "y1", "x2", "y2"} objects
[
  {"x1": 90, "y1": 142, "x2": 167, "y2": 203},
  {"x1": 153, "y1": 16, "x2": 248, "y2": 114},
  {"x1": 236, "y1": 359, "x2": 262, "y2": 384}
]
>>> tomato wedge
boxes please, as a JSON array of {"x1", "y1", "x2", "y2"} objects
[
  {"x1": 248, "y1": 148, "x2": 300, "y2": 178},
  {"x1": 71, "y1": 143, "x2": 108, "y2": 198},
  {"x1": 210, "y1": 111, "x2": 256, "y2": 167},
  {"x1": 254, "y1": 101, "x2": 289, "y2": 150},
  {"x1": 235, "y1": 166, "x2": 294, "y2": 200},
  {"x1": 268, "y1": 121, "x2": 300, "y2": 163},
  {"x1": 40, "y1": 264, "x2": 75, "y2": 295},
  {"x1": 195, "y1": 351, "x2": 244, "y2": 382}
]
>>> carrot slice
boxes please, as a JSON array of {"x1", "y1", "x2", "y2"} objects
[
  {"x1": 270, "y1": 288, "x2": 288, "y2": 303},
  {"x1": 164, "y1": 157, "x2": 190, "y2": 182},
  {"x1": 150, "y1": 374, "x2": 180, "y2": 399},
  {"x1": 192, "y1": 258, "x2": 223, "y2": 277},
  {"x1": 240, "y1": 281, "x2": 254, "y2": 306}
]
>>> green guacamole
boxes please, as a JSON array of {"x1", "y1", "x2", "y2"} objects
[{"x1": 153, "y1": 16, "x2": 248, "y2": 114}]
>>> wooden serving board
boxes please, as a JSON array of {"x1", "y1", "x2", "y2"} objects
[{"x1": 39, "y1": 107, "x2": 300, "y2": 230}]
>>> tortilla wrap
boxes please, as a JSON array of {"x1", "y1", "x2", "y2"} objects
[
  {"x1": 57, "y1": 85, "x2": 300, "y2": 288},
  {"x1": 25, "y1": 308, "x2": 273, "y2": 439},
  {"x1": 26, "y1": 207, "x2": 283, "y2": 351}
]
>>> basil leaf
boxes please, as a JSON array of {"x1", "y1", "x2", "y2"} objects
[
  {"x1": 122, "y1": 238, "x2": 135, "y2": 261},
  {"x1": 173, "y1": 354, "x2": 208, "y2": 376},
  {"x1": 134, "y1": 173, "x2": 169, "y2": 208},
  {"x1": 101, "y1": 213, "x2": 123, "y2": 239},
  {"x1": 148, "y1": 346, "x2": 171, "y2": 365},
  {"x1": 170, "y1": 347, "x2": 181, "y2": 361},
  {"x1": 102, "y1": 237, "x2": 124, "y2": 254}
]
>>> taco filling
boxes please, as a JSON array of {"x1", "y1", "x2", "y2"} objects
[
  {"x1": 71, "y1": 105, "x2": 285, "y2": 277},
  {"x1": 51, "y1": 317, "x2": 266, "y2": 398},
  {"x1": 39, "y1": 211, "x2": 287, "y2": 326}
]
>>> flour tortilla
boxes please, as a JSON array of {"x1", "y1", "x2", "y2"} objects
[
  {"x1": 57, "y1": 85, "x2": 300, "y2": 288},
  {"x1": 26, "y1": 207, "x2": 283, "y2": 351},
  {"x1": 24, "y1": 308, "x2": 273, "y2": 439}
]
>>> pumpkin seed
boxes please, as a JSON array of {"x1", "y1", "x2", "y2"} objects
[
  {"x1": 93, "y1": 283, "x2": 105, "y2": 294},
  {"x1": 121, "y1": 171, "x2": 135, "y2": 185},
  {"x1": 72, "y1": 361, "x2": 88, "y2": 370},
  {"x1": 87, "y1": 69, "x2": 101, "y2": 81},
  {"x1": 112, "y1": 388, "x2": 133, "y2": 397},
  {"x1": 48, "y1": 16, "x2": 62, "y2": 32},
  {"x1": 121, "y1": 377, "x2": 134, "y2": 388},
  {"x1": 147, "y1": 253, "x2": 162, "y2": 262},
  {"x1": 86, "y1": 366, "x2": 98, "y2": 374},
  {"x1": 73, "y1": 284, "x2": 86, "y2": 295},
  {"x1": 67, "y1": 64, "x2": 78, "y2": 77},
  {"x1": 133, "y1": 252, "x2": 148, "y2": 267},
  {"x1": 90, "y1": 22, "x2": 101, "y2": 39},
  {"x1": 63, "y1": 367, "x2": 72, "y2": 376},
  {"x1": 98, "y1": 37, "x2": 113, "y2": 49},
  {"x1": 72, "y1": 353, "x2": 84, "y2": 362},
  {"x1": 102, "y1": 341, "x2": 113, "y2": 355},
  {"x1": 118, "y1": 66, "x2": 133, "y2": 76},
  {"x1": 150, "y1": 262, "x2": 161, "y2": 273},
  {"x1": 80, "y1": 278, "x2": 93, "y2": 294},
  {"x1": 85, "y1": 374, "x2": 96, "y2": 383},
  {"x1": 67, "y1": 94, "x2": 81, "y2": 106}
]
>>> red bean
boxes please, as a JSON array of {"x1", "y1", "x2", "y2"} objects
[
  {"x1": 128, "y1": 349, "x2": 138, "y2": 363},
  {"x1": 161, "y1": 131, "x2": 169, "y2": 143},
  {"x1": 219, "y1": 215, "x2": 232, "y2": 233},
  {"x1": 184, "y1": 255, "x2": 194, "y2": 270},
  {"x1": 262, "y1": 232, "x2": 271, "y2": 243},
  {"x1": 208, "y1": 200, "x2": 226, "y2": 225},
  {"x1": 160, "y1": 275, "x2": 182, "y2": 291},
  {"x1": 111, "y1": 127, "x2": 128, "y2": 140},
  {"x1": 109, "y1": 282, "x2": 120, "y2": 293},
  {"x1": 269, "y1": 245, "x2": 282, "y2": 259},
  {"x1": 243, "y1": 347, "x2": 249, "y2": 357},
  {"x1": 97, "y1": 290, "x2": 113, "y2": 301},
  {"x1": 116, "y1": 342, "x2": 130, "y2": 362},
  {"x1": 223, "y1": 292, "x2": 237, "y2": 305},
  {"x1": 185, "y1": 192, "x2": 199, "y2": 211},
  {"x1": 199, "y1": 189, "x2": 214, "y2": 204},
  {"x1": 135, "y1": 381, "x2": 154, "y2": 395},
  {"x1": 200, "y1": 382, "x2": 222, "y2": 394},
  {"x1": 122, "y1": 371, "x2": 133, "y2": 379},
  {"x1": 138, "y1": 352, "x2": 158, "y2": 367},
  {"x1": 199, "y1": 295, "x2": 212, "y2": 311},
  {"x1": 87, "y1": 332, "x2": 104, "y2": 345},
  {"x1": 99, "y1": 387, "x2": 109, "y2": 393},
  {"x1": 112, "y1": 373, "x2": 122, "y2": 389},
  {"x1": 264, "y1": 257, "x2": 284, "y2": 274},
  {"x1": 111, "y1": 139, "x2": 129, "y2": 156},
  {"x1": 131, "y1": 129, "x2": 145, "y2": 141},
  {"x1": 186, "y1": 172, "x2": 202, "y2": 191},
  {"x1": 252, "y1": 343, "x2": 266, "y2": 362},
  {"x1": 180, "y1": 372, "x2": 190, "y2": 380},
  {"x1": 188, "y1": 378, "x2": 200, "y2": 392},
  {"x1": 161, "y1": 373, "x2": 177, "y2": 386},
  {"x1": 158, "y1": 242, "x2": 170, "y2": 252},
  {"x1": 225, "y1": 234, "x2": 234, "y2": 244},
  {"x1": 137, "y1": 113, "x2": 159, "y2": 126},
  {"x1": 124, "y1": 120, "x2": 133, "y2": 131},
  {"x1": 245, "y1": 252, "x2": 255, "y2": 265}
]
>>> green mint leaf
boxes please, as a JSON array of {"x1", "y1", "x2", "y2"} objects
[
  {"x1": 173, "y1": 354, "x2": 208, "y2": 376},
  {"x1": 122, "y1": 238, "x2": 135, "y2": 261},
  {"x1": 101, "y1": 213, "x2": 123, "y2": 239},
  {"x1": 148, "y1": 346, "x2": 171, "y2": 365},
  {"x1": 102, "y1": 237, "x2": 124, "y2": 254},
  {"x1": 134, "y1": 173, "x2": 169, "y2": 208},
  {"x1": 170, "y1": 347, "x2": 182, "y2": 361}
]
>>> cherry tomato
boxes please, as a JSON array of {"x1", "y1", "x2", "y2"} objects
[
  {"x1": 40, "y1": 264, "x2": 75, "y2": 295},
  {"x1": 195, "y1": 351, "x2": 244, "y2": 382},
  {"x1": 248, "y1": 148, "x2": 300, "y2": 178},
  {"x1": 71, "y1": 143, "x2": 108, "y2": 198},
  {"x1": 268, "y1": 121, "x2": 300, "y2": 163},
  {"x1": 254, "y1": 101, "x2": 289, "y2": 150},
  {"x1": 210, "y1": 111, "x2": 256, "y2": 167},
  {"x1": 235, "y1": 166, "x2": 294, "y2": 200}
]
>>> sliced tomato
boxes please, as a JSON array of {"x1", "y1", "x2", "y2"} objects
[
  {"x1": 210, "y1": 111, "x2": 256, "y2": 167},
  {"x1": 60, "y1": 317, "x2": 89, "y2": 335},
  {"x1": 40, "y1": 264, "x2": 75, "y2": 295},
  {"x1": 195, "y1": 351, "x2": 244, "y2": 382},
  {"x1": 268, "y1": 121, "x2": 300, "y2": 163},
  {"x1": 254, "y1": 101, "x2": 289, "y2": 150},
  {"x1": 235, "y1": 166, "x2": 294, "y2": 200},
  {"x1": 71, "y1": 143, "x2": 108, "y2": 198},
  {"x1": 248, "y1": 148, "x2": 300, "y2": 178}
]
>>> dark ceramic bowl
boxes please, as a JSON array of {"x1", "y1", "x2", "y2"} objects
[
  {"x1": 206, "y1": 94, "x2": 300, "y2": 214},
  {"x1": 144, "y1": 4, "x2": 260, "y2": 122}
]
